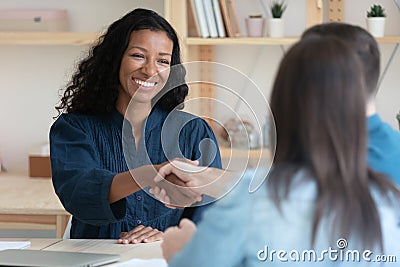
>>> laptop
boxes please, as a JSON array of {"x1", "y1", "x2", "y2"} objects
[{"x1": 0, "y1": 249, "x2": 120, "y2": 267}]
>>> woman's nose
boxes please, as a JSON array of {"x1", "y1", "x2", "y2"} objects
[{"x1": 142, "y1": 60, "x2": 158, "y2": 77}]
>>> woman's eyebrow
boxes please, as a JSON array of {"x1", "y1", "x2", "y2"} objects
[{"x1": 129, "y1": 45, "x2": 172, "y2": 56}]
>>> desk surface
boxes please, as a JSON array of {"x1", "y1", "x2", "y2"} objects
[
  {"x1": 0, "y1": 173, "x2": 67, "y2": 215},
  {"x1": 1, "y1": 238, "x2": 163, "y2": 266},
  {"x1": 0, "y1": 238, "x2": 60, "y2": 250},
  {"x1": 44, "y1": 239, "x2": 163, "y2": 262}
]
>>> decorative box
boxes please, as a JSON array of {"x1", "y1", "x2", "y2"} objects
[
  {"x1": 29, "y1": 144, "x2": 51, "y2": 178},
  {"x1": 0, "y1": 9, "x2": 68, "y2": 31}
]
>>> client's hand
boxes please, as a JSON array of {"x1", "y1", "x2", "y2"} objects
[
  {"x1": 161, "y1": 219, "x2": 197, "y2": 262},
  {"x1": 154, "y1": 159, "x2": 230, "y2": 200},
  {"x1": 149, "y1": 159, "x2": 202, "y2": 208},
  {"x1": 117, "y1": 225, "x2": 163, "y2": 244},
  {"x1": 149, "y1": 173, "x2": 202, "y2": 208}
]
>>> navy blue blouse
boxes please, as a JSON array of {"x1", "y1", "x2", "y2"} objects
[{"x1": 50, "y1": 107, "x2": 221, "y2": 239}]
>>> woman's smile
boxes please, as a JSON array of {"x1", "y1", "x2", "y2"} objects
[{"x1": 133, "y1": 78, "x2": 158, "y2": 90}]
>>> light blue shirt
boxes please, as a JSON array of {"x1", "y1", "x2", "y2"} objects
[
  {"x1": 169, "y1": 169, "x2": 400, "y2": 266},
  {"x1": 368, "y1": 114, "x2": 400, "y2": 185}
]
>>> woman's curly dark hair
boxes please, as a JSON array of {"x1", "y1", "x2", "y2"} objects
[{"x1": 55, "y1": 8, "x2": 188, "y2": 116}]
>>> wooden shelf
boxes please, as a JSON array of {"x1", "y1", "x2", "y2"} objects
[
  {"x1": 219, "y1": 147, "x2": 270, "y2": 158},
  {"x1": 375, "y1": 36, "x2": 400, "y2": 44},
  {"x1": 0, "y1": 32, "x2": 100, "y2": 45},
  {"x1": 186, "y1": 37, "x2": 299, "y2": 46},
  {"x1": 187, "y1": 36, "x2": 400, "y2": 46},
  {"x1": 1, "y1": 32, "x2": 398, "y2": 46}
]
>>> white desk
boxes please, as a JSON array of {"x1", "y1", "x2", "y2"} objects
[
  {"x1": 0, "y1": 174, "x2": 70, "y2": 238},
  {"x1": 1, "y1": 238, "x2": 164, "y2": 266}
]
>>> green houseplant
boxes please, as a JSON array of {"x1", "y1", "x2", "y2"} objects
[
  {"x1": 268, "y1": 0, "x2": 287, "y2": 37},
  {"x1": 397, "y1": 111, "x2": 400, "y2": 130},
  {"x1": 366, "y1": 4, "x2": 386, "y2": 37},
  {"x1": 367, "y1": 4, "x2": 386, "y2": 18},
  {"x1": 270, "y1": 0, "x2": 287, "y2": 19}
]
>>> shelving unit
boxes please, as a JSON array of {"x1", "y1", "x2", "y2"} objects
[
  {"x1": 1, "y1": 33, "x2": 399, "y2": 46},
  {"x1": 0, "y1": 31, "x2": 99, "y2": 45},
  {"x1": 164, "y1": 0, "x2": 400, "y2": 161},
  {"x1": 219, "y1": 147, "x2": 270, "y2": 159},
  {"x1": 185, "y1": 36, "x2": 400, "y2": 45},
  {"x1": 0, "y1": 1, "x2": 397, "y2": 47},
  {"x1": 186, "y1": 37, "x2": 298, "y2": 45},
  {"x1": 165, "y1": 0, "x2": 400, "y2": 56}
]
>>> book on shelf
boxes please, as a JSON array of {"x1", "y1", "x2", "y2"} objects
[
  {"x1": 202, "y1": 0, "x2": 219, "y2": 38},
  {"x1": 187, "y1": 0, "x2": 200, "y2": 37},
  {"x1": 226, "y1": 0, "x2": 241, "y2": 37},
  {"x1": 193, "y1": 0, "x2": 210, "y2": 38},
  {"x1": 211, "y1": 0, "x2": 226, "y2": 37},
  {"x1": 218, "y1": 0, "x2": 241, "y2": 37}
]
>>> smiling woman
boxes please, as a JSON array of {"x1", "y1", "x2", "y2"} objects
[
  {"x1": 117, "y1": 30, "x2": 172, "y2": 108},
  {"x1": 49, "y1": 8, "x2": 221, "y2": 243},
  {"x1": 117, "y1": 29, "x2": 173, "y2": 149}
]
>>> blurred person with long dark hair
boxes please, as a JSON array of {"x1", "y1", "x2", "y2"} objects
[{"x1": 156, "y1": 36, "x2": 400, "y2": 266}]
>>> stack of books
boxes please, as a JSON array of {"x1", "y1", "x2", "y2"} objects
[{"x1": 188, "y1": 0, "x2": 241, "y2": 38}]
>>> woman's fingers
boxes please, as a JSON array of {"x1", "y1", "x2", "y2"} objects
[
  {"x1": 117, "y1": 225, "x2": 163, "y2": 244},
  {"x1": 141, "y1": 230, "x2": 164, "y2": 243}
]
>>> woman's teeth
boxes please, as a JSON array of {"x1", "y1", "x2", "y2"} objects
[{"x1": 135, "y1": 78, "x2": 156, "y2": 87}]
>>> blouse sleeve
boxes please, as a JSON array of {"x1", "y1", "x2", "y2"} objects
[
  {"x1": 49, "y1": 115, "x2": 125, "y2": 225},
  {"x1": 169, "y1": 175, "x2": 250, "y2": 267},
  {"x1": 184, "y1": 117, "x2": 222, "y2": 169}
]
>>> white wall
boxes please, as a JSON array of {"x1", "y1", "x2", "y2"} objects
[
  {"x1": 214, "y1": 0, "x2": 400, "y2": 130},
  {"x1": 0, "y1": 0, "x2": 164, "y2": 174}
]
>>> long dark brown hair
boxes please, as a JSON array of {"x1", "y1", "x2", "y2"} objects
[
  {"x1": 302, "y1": 22, "x2": 380, "y2": 99},
  {"x1": 55, "y1": 8, "x2": 188, "y2": 116},
  {"x1": 268, "y1": 36, "x2": 399, "y2": 249}
]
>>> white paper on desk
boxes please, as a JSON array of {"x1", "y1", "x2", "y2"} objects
[
  {"x1": 0, "y1": 241, "x2": 30, "y2": 251},
  {"x1": 110, "y1": 258, "x2": 167, "y2": 267}
]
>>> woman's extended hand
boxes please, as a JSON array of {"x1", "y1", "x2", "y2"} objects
[
  {"x1": 161, "y1": 219, "x2": 197, "y2": 262},
  {"x1": 117, "y1": 225, "x2": 163, "y2": 244},
  {"x1": 153, "y1": 159, "x2": 233, "y2": 201},
  {"x1": 149, "y1": 174, "x2": 202, "y2": 208},
  {"x1": 149, "y1": 159, "x2": 203, "y2": 208}
]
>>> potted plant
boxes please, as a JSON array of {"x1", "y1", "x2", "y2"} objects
[
  {"x1": 268, "y1": 0, "x2": 287, "y2": 38},
  {"x1": 245, "y1": 14, "x2": 265, "y2": 37},
  {"x1": 397, "y1": 111, "x2": 400, "y2": 130},
  {"x1": 366, "y1": 4, "x2": 386, "y2": 37}
]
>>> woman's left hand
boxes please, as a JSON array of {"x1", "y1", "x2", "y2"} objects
[{"x1": 117, "y1": 225, "x2": 163, "y2": 244}]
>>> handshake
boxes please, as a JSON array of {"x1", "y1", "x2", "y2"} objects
[{"x1": 142, "y1": 159, "x2": 237, "y2": 208}]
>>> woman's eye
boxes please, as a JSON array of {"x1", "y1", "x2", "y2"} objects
[
  {"x1": 158, "y1": 59, "x2": 170, "y2": 65},
  {"x1": 131, "y1": 53, "x2": 144, "y2": 59}
]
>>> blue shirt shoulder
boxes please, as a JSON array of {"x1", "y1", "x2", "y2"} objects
[{"x1": 367, "y1": 114, "x2": 400, "y2": 185}]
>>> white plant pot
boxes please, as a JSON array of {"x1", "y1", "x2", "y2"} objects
[
  {"x1": 268, "y1": 18, "x2": 284, "y2": 38},
  {"x1": 245, "y1": 17, "x2": 265, "y2": 37},
  {"x1": 366, "y1": 17, "x2": 386, "y2": 37}
]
